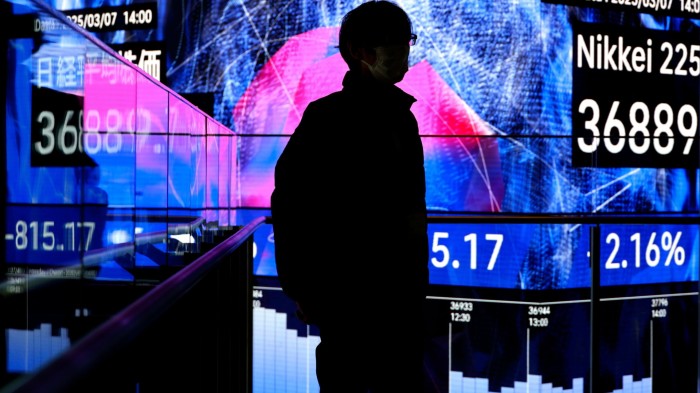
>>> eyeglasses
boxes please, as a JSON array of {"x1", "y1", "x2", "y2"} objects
[{"x1": 371, "y1": 34, "x2": 417, "y2": 48}]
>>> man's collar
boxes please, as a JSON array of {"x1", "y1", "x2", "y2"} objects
[{"x1": 341, "y1": 70, "x2": 416, "y2": 107}]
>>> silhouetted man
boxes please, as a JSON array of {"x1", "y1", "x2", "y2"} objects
[{"x1": 271, "y1": 1, "x2": 428, "y2": 391}]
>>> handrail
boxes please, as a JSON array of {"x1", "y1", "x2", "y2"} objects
[
  {"x1": 82, "y1": 215, "x2": 206, "y2": 266},
  {"x1": 1, "y1": 215, "x2": 268, "y2": 393}
]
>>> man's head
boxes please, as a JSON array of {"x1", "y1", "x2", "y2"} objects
[{"x1": 339, "y1": 1, "x2": 415, "y2": 84}]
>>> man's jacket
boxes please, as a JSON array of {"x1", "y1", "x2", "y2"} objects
[{"x1": 271, "y1": 70, "x2": 429, "y2": 313}]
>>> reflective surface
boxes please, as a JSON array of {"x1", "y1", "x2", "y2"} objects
[{"x1": 2, "y1": 0, "x2": 237, "y2": 386}]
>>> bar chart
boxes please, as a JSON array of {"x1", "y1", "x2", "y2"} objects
[
  {"x1": 252, "y1": 285, "x2": 320, "y2": 393},
  {"x1": 597, "y1": 287, "x2": 697, "y2": 393},
  {"x1": 606, "y1": 375, "x2": 651, "y2": 393},
  {"x1": 596, "y1": 224, "x2": 699, "y2": 393},
  {"x1": 5, "y1": 323, "x2": 70, "y2": 373},
  {"x1": 248, "y1": 222, "x2": 699, "y2": 393},
  {"x1": 425, "y1": 286, "x2": 591, "y2": 393},
  {"x1": 448, "y1": 372, "x2": 583, "y2": 393}
]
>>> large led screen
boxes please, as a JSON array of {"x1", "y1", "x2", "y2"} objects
[
  {"x1": 164, "y1": 0, "x2": 699, "y2": 215},
  {"x1": 3, "y1": 0, "x2": 700, "y2": 391},
  {"x1": 158, "y1": 1, "x2": 700, "y2": 393},
  {"x1": 4, "y1": 1, "x2": 235, "y2": 274}
]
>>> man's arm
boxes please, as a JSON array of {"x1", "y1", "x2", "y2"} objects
[{"x1": 270, "y1": 102, "x2": 323, "y2": 303}]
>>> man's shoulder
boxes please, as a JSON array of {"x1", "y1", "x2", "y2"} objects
[
  {"x1": 307, "y1": 90, "x2": 347, "y2": 109},
  {"x1": 298, "y1": 91, "x2": 350, "y2": 124}
]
